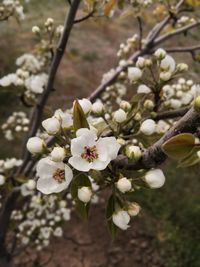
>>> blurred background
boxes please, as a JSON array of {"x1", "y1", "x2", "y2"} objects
[{"x1": 0, "y1": 1, "x2": 200, "y2": 266}]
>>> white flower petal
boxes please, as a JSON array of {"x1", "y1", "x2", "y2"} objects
[{"x1": 68, "y1": 156, "x2": 91, "y2": 172}]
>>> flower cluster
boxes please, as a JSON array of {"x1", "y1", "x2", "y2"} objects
[
  {"x1": 1, "y1": 111, "x2": 29, "y2": 141},
  {"x1": 11, "y1": 193, "x2": 70, "y2": 251},
  {"x1": 0, "y1": 18, "x2": 64, "y2": 104},
  {"x1": 0, "y1": 0, "x2": 26, "y2": 21}
]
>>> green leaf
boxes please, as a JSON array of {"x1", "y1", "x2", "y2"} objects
[
  {"x1": 162, "y1": 133, "x2": 195, "y2": 160},
  {"x1": 73, "y1": 100, "x2": 89, "y2": 132},
  {"x1": 14, "y1": 176, "x2": 27, "y2": 184},
  {"x1": 75, "y1": 200, "x2": 90, "y2": 220},
  {"x1": 178, "y1": 147, "x2": 200, "y2": 168},
  {"x1": 106, "y1": 195, "x2": 118, "y2": 239}
]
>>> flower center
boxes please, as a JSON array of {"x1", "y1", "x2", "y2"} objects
[
  {"x1": 53, "y1": 168, "x2": 65, "y2": 183},
  {"x1": 81, "y1": 145, "x2": 98, "y2": 163}
]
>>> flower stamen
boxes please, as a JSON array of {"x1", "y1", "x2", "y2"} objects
[
  {"x1": 53, "y1": 168, "x2": 65, "y2": 183},
  {"x1": 81, "y1": 145, "x2": 98, "y2": 162}
]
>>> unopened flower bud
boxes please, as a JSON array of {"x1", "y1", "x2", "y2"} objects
[
  {"x1": 42, "y1": 117, "x2": 60, "y2": 135},
  {"x1": 32, "y1": 26, "x2": 40, "y2": 34},
  {"x1": 154, "y1": 48, "x2": 166, "y2": 60},
  {"x1": 92, "y1": 101, "x2": 104, "y2": 115},
  {"x1": 78, "y1": 187, "x2": 92, "y2": 203},
  {"x1": 127, "y1": 202, "x2": 141, "y2": 216},
  {"x1": 160, "y1": 71, "x2": 172, "y2": 81},
  {"x1": 51, "y1": 147, "x2": 66, "y2": 162},
  {"x1": 116, "y1": 177, "x2": 132, "y2": 193},
  {"x1": 144, "y1": 169, "x2": 165, "y2": 188},
  {"x1": 144, "y1": 99, "x2": 154, "y2": 111},
  {"x1": 128, "y1": 67, "x2": 142, "y2": 82},
  {"x1": 120, "y1": 101, "x2": 131, "y2": 112},
  {"x1": 113, "y1": 109, "x2": 127, "y2": 123},
  {"x1": 126, "y1": 145, "x2": 142, "y2": 160},
  {"x1": 0, "y1": 175, "x2": 5, "y2": 186},
  {"x1": 26, "y1": 137, "x2": 45, "y2": 154},
  {"x1": 140, "y1": 119, "x2": 156, "y2": 135},
  {"x1": 176, "y1": 63, "x2": 188, "y2": 72},
  {"x1": 137, "y1": 84, "x2": 151, "y2": 94},
  {"x1": 26, "y1": 180, "x2": 36, "y2": 190},
  {"x1": 136, "y1": 57, "x2": 145, "y2": 68},
  {"x1": 78, "y1": 98, "x2": 92, "y2": 114}
]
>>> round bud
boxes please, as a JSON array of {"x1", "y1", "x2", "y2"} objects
[
  {"x1": 126, "y1": 145, "x2": 142, "y2": 160},
  {"x1": 113, "y1": 109, "x2": 127, "y2": 123},
  {"x1": 127, "y1": 202, "x2": 141, "y2": 216},
  {"x1": 26, "y1": 180, "x2": 36, "y2": 190},
  {"x1": 42, "y1": 117, "x2": 60, "y2": 135},
  {"x1": 26, "y1": 137, "x2": 45, "y2": 154},
  {"x1": 154, "y1": 48, "x2": 166, "y2": 60},
  {"x1": 51, "y1": 147, "x2": 66, "y2": 162},
  {"x1": 0, "y1": 175, "x2": 5, "y2": 186},
  {"x1": 144, "y1": 100, "x2": 154, "y2": 111},
  {"x1": 92, "y1": 101, "x2": 105, "y2": 115},
  {"x1": 116, "y1": 177, "x2": 132, "y2": 193},
  {"x1": 128, "y1": 67, "x2": 142, "y2": 82},
  {"x1": 140, "y1": 119, "x2": 156, "y2": 135},
  {"x1": 144, "y1": 169, "x2": 165, "y2": 188},
  {"x1": 78, "y1": 187, "x2": 92, "y2": 203}
]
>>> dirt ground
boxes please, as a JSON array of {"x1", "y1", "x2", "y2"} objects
[{"x1": 43, "y1": 203, "x2": 163, "y2": 267}]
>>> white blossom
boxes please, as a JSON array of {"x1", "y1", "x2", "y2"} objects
[
  {"x1": 36, "y1": 157, "x2": 73, "y2": 194},
  {"x1": 69, "y1": 128, "x2": 120, "y2": 172}
]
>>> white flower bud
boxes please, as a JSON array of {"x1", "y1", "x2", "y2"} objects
[
  {"x1": 127, "y1": 202, "x2": 141, "y2": 216},
  {"x1": 32, "y1": 26, "x2": 40, "y2": 33},
  {"x1": 0, "y1": 175, "x2": 5, "y2": 186},
  {"x1": 126, "y1": 145, "x2": 142, "y2": 160},
  {"x1": 26, "y1": 137, "x2": 45, "y2": 154},
  {"x1": 120, "y1": 100, "x2": 131, "y2": 111},
  {"x1": 112, "y1": 210, "x2": 130, "y2": 230},
  {"x1": 160, "y1": 55, "x2": 176, "y2": 72},
  {"x1": 113, "y1": 109, "x2": 127, "y2": 123},
  {"x1": 128, "y1": 67, "x2": 142, "y2": 82},
  {"x1": 136, "y1": 57, "x2": 145, "y2": 68},
  {"x1": 176, "y1": 63, "x2": 188, "y2": 72},
  {"x1": 140, "y1": 119, "x2": 156, "y2": 135},
  {"x1": 160, "y1": 71, "x2": 172, "y2": 81},
  {"x1": 92, "y1": 101, "x2": 104, "y2": 115},
  {"x1": 137, "y1": 84, "x2": 151, "y2": 94},
  {"x1": 50, "y1": 147, "x2": 66, "y2": 162},
  {"x1": 144, "y1": 100, "x2": 154, "y2": 110},
  {"x1": 78, "y1": 187, "x2": 92, "y2": 203},
  {"x1": 116, "y1": 177, "x2": 132, "y2": 193},
  {"x1": 78, "y1": 98, "x2": 92, "y2": 114},
  {"x1": 144, "y1": 169, "x2": 165, "y2": 188},
  {"x1": 26, "y1": 180, "x2": 36, "y2": 190},
  {"x1": 42, "y1": 117, "x2": 60, "y2": 135},
  {"x1": 154, "y1": 48, "x2": 166, "y2": 60}
]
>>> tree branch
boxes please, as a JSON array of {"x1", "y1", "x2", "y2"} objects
[
  {"x1": 19, "y1": 0, "x2": 81, "y2": 173},
  {"x1": 114, "y1": 107, "x2": 200, "y2": 170},
  {"x1": 153, "y1": 107, "x2": 189, "y2": 121}
]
